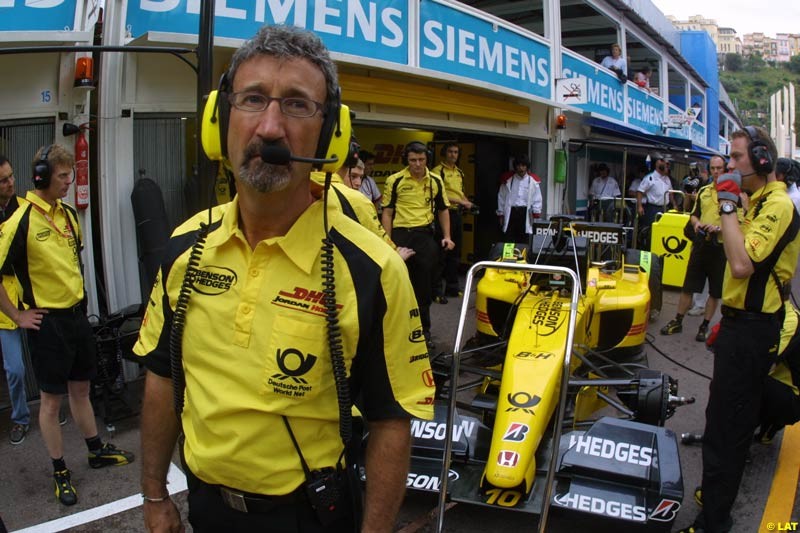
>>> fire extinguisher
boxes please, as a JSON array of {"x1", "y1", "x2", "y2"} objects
[{"x1": 74, "y1": 125, "x2": 89, "y2": 210}]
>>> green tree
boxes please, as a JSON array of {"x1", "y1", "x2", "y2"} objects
[
  {"x1": 746, "y1": 53, "x2": 766, "y2": 71},
  {"x1": 788, "y1": 55, "x2": 800, "y2": 74},
  {"x1": 725, "y1": 53, "x2": 743, "y2": 72}
]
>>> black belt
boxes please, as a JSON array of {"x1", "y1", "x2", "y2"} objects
[
  {"x1": 218, "y1": 483, "x2": 305, "y2": 514},
  {"x1": 720, "y1": 305, "x2": 776, "y2": 321},
  {"x1": 395, "y1": 225, "x2": 433, "y2": 234},
  {"x1": 45, "y1": 302, "x2": 84, "y2": 315},
  {"x1": 510, "y1": 206, "x2": 527, "y2": 211}
]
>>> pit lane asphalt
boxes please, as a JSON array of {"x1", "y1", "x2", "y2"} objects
[{"x1": 1, "y1": 284, "x2": 798, "y2": 532}]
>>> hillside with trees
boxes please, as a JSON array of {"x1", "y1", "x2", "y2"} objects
[{"x1": 720, "y1": 53, "x2": 800, "y2": 133}]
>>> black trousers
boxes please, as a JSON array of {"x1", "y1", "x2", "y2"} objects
[
  {"x1": 433, "y1": 210, "x2": 462, "y2": 296},
  {"x1": 185, "y1": 468, "x2": 355, "y2": 533},
  {"x1": 504, "y1": 206, "x2": 528, "y2": 245},
  {"x1": 698, "y1": 311, "x2": 781, "y2": 532},
  {"x1": 392, "y1": 227, "x2": 439, "y2": 332}
]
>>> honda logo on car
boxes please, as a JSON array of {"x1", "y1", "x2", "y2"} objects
[
  {"x1": 554, "y1": 492, "x2": 647, "y2": 521},
  {"x1": 410, "y1": 419, "x2": 475, "y2": 441},
  {"x1": 497, "y1": 450, "x2": 519, "y2": 467},
  {"x1": 568, "y1": 434, "x2": 653, "y2": 466}
]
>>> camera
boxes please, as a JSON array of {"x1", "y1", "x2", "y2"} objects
[{"x1": 305, "y1": 467, "x2": 349, "y2": 526}]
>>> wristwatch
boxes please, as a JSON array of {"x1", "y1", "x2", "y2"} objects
[{"x1": 719, "y1": 202, "x2": 737, "y2": 216}]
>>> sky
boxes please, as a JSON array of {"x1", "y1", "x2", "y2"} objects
[{"x1": 651, "y1": 0, "x2": 800, "y2": 36}]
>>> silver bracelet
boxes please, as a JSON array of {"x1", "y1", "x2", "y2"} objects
[{"x1": 142, "y1": 494, "x2": 169, "y2": 503}]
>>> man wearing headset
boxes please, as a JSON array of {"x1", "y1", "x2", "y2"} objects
[
  {"x1": 0, "y1": 144, "x2": 134, "y2": 507},
  {"x1": 381, "y1": 142, "x2": 454, "y2": 352},
  {"x1": 135, "y1": 25, "x2": 434, "y2": 532},
  {"x1": 681, "y1": 127, "x2": 800, "y2": 533}
]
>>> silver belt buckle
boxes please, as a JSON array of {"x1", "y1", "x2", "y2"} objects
[{"x1": 220, "y1": 487, "x2": 249, "y2": 513}]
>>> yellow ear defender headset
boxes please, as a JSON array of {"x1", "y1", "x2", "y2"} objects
[{"x1": 201, "y1": 73, "x2": 352, "y2": 174}]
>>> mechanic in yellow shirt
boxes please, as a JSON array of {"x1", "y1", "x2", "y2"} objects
[
  {"x1": 431, "y1": 142, "x2": 474, "y2": 301},
  {"x1": 683, "y1": 126, "x2": 800, "y2": 533},
  {"x1": 660, "y1": 155, "x2": 735, "y2": 341},
  {"x1": 136, "y1": 25, "x2": 434, "y2": 533},
  {"x1": 0, "y1": 145, "x2": 133, "y2": 508},
  {"x1": 382, "y1": 142, "x2": 454, "y2": 351},
  {"x1": 311, "y1": 160, "x2": 414, "y2": 261}
]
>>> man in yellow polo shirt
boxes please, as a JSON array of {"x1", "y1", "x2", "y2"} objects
[
  {"x1": 382, "y1": 142, "x2": 454, "y2": 351},
  {"x1": 135, "y1": 25, "x2": 434, "y2": 532},
  {"x1": 431, "y1": 142, "x2": 473, "y2": 301},
  {"x1": 661, "y1": 155, "x2": 733, "y2": 342},
  {"x1": 0, "y1": 144, "x2": 133, "y2": 507},
  {"x1": 681, "y1": 126, "x2": 800, "y2": 533},
  {"x1": 311, "y1": 161, "x2": 414, "y2": 261}
]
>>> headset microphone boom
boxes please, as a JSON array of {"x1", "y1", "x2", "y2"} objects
[{"x1": 259, "y1": 145, "x2": 338, "y2": 166}]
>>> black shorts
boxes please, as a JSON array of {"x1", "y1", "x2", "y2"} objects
[
  {"x1": 28, "y1": 307, "x2": 96, "y2": 394},
  {"x1": 682, "y1": 242, "x2": 726, "y2": 298}
]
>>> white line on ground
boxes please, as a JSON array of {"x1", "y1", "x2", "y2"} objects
[{"x1": 12, "y1": 462, "x2": 187, "y2": 533}]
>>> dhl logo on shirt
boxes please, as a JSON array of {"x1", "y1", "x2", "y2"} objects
[{"x1": 271, "y1": 286, "x2": 342, "y2": 317}]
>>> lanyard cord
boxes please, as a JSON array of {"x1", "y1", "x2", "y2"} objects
[{"x1": 30, "y1": 203, "x2": 73, "y2": 240}]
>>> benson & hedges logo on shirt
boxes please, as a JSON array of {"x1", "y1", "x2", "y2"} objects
[{"x1": 192, "y1": 265, "x2": 237, "y2": 295}]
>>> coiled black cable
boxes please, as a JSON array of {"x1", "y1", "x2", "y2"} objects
[
  {"x1": 169, "y1": 222, "x2": 209, "y2": 418},
  {"x1": 321, "y1": 174, "x2": 351, "y2": 445}
]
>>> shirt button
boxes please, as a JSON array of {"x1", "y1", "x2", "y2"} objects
[
  {"x1": 250, "y1": 269, "x2": 259, "y2": 277},
  {"x1": 241, "y1": 305, "x2": 251, "y2": 314}
]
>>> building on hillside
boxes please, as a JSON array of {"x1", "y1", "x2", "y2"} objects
[
  {"x1": 742, "y1": 32, "x2": 775, "y2": 59},
  {"x1": 718, "y1": 27, "x2": 742, "y2": 56},
  {"x1": 790, "y1": 35, "x2": 800, "y2": 57},
  {"x1": 775, "y1": 34, "x2": 792, "y2": 63},
  {"x1": 668, "y1": 15, "x2": 719, "y2": 48}
]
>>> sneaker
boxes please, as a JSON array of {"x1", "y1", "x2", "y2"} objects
[
  {"x1": 445, "y1": 289, "x2": 463, "y2": 298},
  {"x1": 59, "y1": 407, "x2": 67, "y2": 426},
  {"x1": 694, "y1": 486, "x2": 703, "y2": 507},
  {"x1": 54, "y1": 469, "x2": 77, "y2": 506},
  {"x1": 755, "y1": 424, "x2": 780, "y2": 444},
  {"x1": 660, "y1": 319, "x2": 683, "y2": 335},
  {"x1": 695, "y1": 325, "x2": 708, "y2": 342},
  {"x1": 687, "y1": 305, "x2": 706, "y2": 316},
  {"x1": 676, "y1": 527, "x2": 704, "y2": 533},
  {"x1": 649, "y1": 309, "x2": 660, "y2": 323},
  {"x1": 88, "y1": 443, "x2": 135, "y2": 469},
  {"x1": 423, "y1": 330, "x2": 436, "y2": 352},
  {"x1": 433, "y1": 295, "x2": 448, "y2": 304},
  {"x1": 10, "y1": 423, "x2": 29, "y2": 445}
]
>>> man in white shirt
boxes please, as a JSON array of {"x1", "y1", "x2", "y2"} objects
[
  {"x1": 636, "y1": 156, "x2": 673, "y2": 249},
  {"x1": 588, "y1": 163, "x2": 621, "y2": 222},
  {"x1": 497, "y1": 155, "x2": 543, "y2": 244}
]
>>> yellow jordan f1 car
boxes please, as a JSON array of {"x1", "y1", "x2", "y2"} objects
[{"x1": 407, "y1": 216, "x2": 688, "y2": 532}]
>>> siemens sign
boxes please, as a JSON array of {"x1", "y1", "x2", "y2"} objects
[
  {"x1": 125, "y1": 0, "x2": 408, "y2": 65},
  {"x1": 561, "y1": 53, "x2": 624, "y2": 121},
  {"x1": 0, "y1": 0, "x2": 77, "y2": 31},
  {"x1": 420, "y1": 0, "x2": 550, "y2": 100}
]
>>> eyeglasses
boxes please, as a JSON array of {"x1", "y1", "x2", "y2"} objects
[{"x1": 228, "y1": 92, "x2": 323, "y2": 118}]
